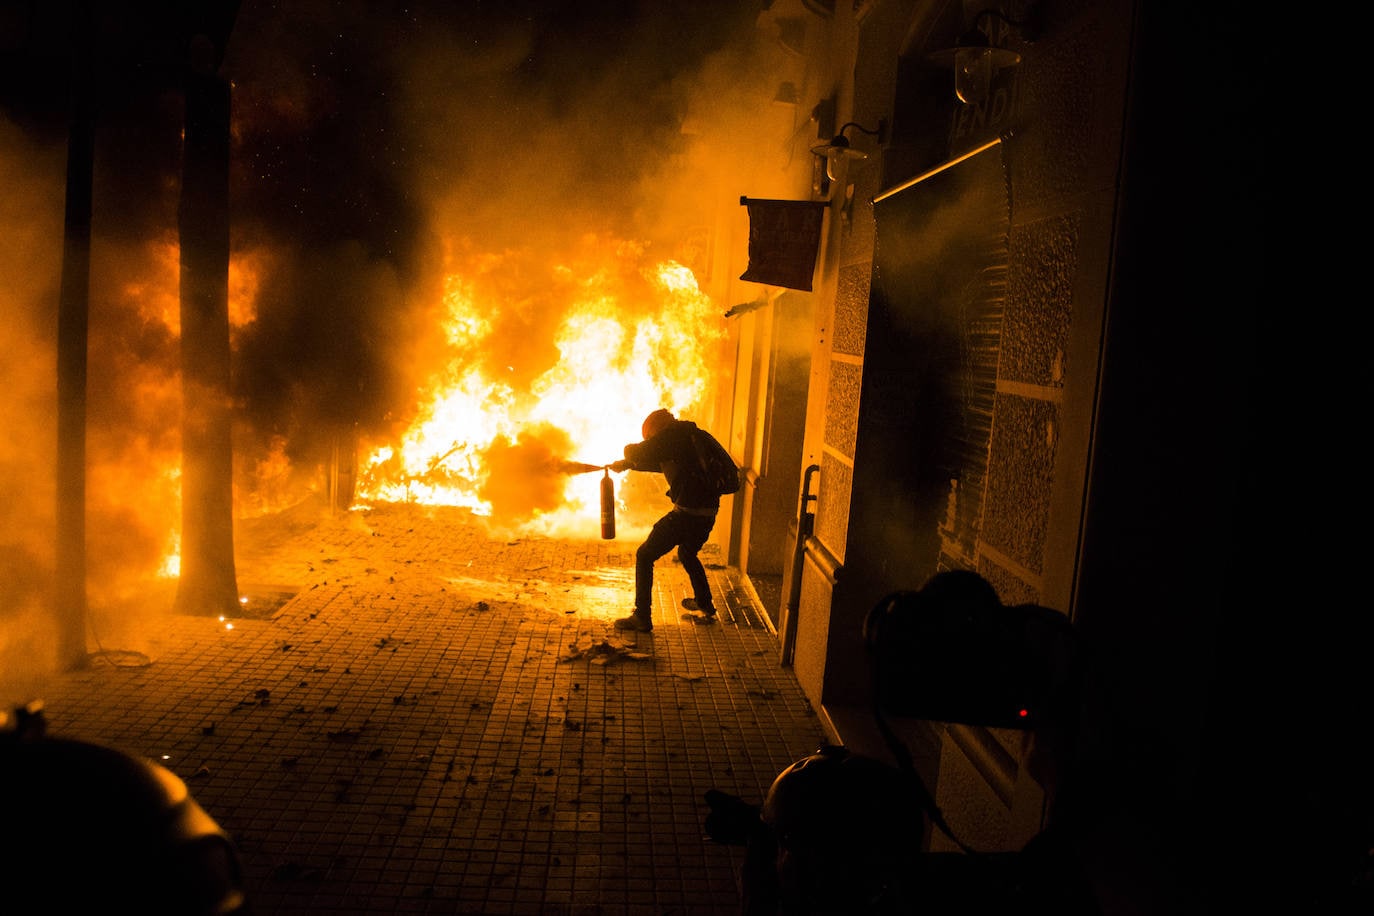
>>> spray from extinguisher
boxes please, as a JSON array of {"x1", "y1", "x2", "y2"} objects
[{"x1": 600, "y1": 467, "x2": 616, "y2": 540}]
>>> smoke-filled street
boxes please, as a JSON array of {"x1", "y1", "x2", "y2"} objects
[
  {"x1": 1, "y1": 0, "x2": 794, "y2": 686},
  {"x1": 21, "y1": 498, "x2": 825, "y2": 913},
  {"x1": 1, "y1": 6, "x2": 829, "y2": 909}
]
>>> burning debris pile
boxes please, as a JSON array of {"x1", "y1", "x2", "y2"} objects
[{"x1": 353, "y1": 246, "x2": 727, "y2": 535}]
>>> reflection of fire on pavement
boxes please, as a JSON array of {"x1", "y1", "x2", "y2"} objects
[
  {"x1": 232, "y1": 587, "x2": 298, "y2": 620},
  {"x1": 442, "y1": 569, "x2": 631, "y2": 621}
]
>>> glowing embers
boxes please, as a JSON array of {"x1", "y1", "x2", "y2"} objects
[{"x1": 231, "y1": 586, "x2": 298, "y2": 620}]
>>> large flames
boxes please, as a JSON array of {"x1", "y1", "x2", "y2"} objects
[
  {"x1": 355, "y1": 242, "x2": 726, "y2": 537},
  {"x1": 88, "y1": 230, "x2": 727, "y2": 605},
  {"x1": 5, "y1": 209, "x2": 726, "y2": 655}
]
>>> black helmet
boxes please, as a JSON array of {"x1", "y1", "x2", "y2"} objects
[
  {"x1": 1, "y1": 703, "x2": 248, "y2": 914},
  {"x1": 761, "y1": 744, "x2": 924, "y2": 912}
]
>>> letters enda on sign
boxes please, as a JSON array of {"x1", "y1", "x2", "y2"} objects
[{"x1": 738, "y1": 196, "x2": 828, "y2": 292}]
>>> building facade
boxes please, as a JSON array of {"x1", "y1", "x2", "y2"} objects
[{"x1": 701, "y1": 1, "x2": 1262, "y2": 910}]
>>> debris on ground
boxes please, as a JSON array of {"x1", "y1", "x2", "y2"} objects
[
  {"x1": 270, "y1": 862, "x2": 325, "y2": 882},
  {"x1": 233, "y1": 689, "x2": 272, "y2": 710},
  {"x1": 559, "y1": 635, "x2": 651, "y2": 665}
]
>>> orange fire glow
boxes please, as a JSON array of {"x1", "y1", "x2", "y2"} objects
[
  {"x1": 355, "y1": 244, "x2": 726, "y2": 536},
  {"x1": 99, "y1": 241, "x2": 267, "y2": 583},
  {"x1": 75, "y1": 228, "x2": 726, "y2": 612}
]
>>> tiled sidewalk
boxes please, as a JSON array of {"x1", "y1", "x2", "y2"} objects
[{"x1": 24, "y1": 501, "x2": 827, "y2": 914}]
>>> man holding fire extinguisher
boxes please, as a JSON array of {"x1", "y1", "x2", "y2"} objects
[{"x1": 608, "y1": 409, "x2": 721, "y2": 632}]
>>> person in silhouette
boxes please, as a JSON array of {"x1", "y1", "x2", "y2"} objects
[{"x1": 609, "y1": 408, "x2": 720, "y2": 631}]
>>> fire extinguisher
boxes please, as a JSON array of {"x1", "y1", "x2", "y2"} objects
[{"x1": 600, "y1": 467, "x2": 616, "y2": 540}]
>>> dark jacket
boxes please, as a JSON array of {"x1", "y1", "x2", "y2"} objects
[{"x1": 623, "y1": 419, "x2": 720, "y2": 513}]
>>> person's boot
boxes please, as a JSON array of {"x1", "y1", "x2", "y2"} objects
[
  {"x1": 681, "y1": 598, "x2": 716, "y2": 618},
  {"x1": 614, "y1": 611, "x2": 652, "y2": 632}
]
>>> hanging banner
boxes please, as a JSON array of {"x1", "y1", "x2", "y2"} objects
[{"x1": 738, "y1": 196, "x2": 827, "y2": 292}]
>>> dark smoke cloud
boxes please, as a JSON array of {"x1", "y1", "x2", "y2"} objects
[
  {"x1": 2, "y1": 0, "x2": 806, "y2": 687},
  {"x1": 221, "y1": 0, "x2": 771, "y2": 477},
  {"x1": 3, "y1": 0, "x2": 786, "y2": 467},
  {"x1": 5, "y1": 2, "x2": 796, "y2": 511}
]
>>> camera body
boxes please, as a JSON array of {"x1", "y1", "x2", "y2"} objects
[{"x1": 863, "y1": 570, "x2": 1081, "y2": 731}]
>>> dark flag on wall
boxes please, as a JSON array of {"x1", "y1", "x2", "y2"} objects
[{"x1": 739, "y1": 196, "x2": 828, "y2": 292}]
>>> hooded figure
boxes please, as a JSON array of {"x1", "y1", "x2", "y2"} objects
[{"x1": 609, "y1": 409, "x2": 723, "y2": 631}]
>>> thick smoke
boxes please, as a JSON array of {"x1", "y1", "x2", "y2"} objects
[
  {"x1": 1, "y1": 1, "x2": 809, "y2": 692},
  {"x1": 0, "y1": 119, "x2": 64, "y2": 693},
  {"x1": 478, "y1": 423, "x2": 578, "y2": 526},
  {"x1": 222, "y1": 0, "x2": 792, "y2": 517}
]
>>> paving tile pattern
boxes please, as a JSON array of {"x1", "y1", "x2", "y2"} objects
[{"x1": 30, "y1": 502, "x2": 827, "y2": 914}]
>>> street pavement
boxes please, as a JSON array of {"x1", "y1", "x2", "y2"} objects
[{"x1": 21, "y1": 498, "x2": 828, "y2": 914}]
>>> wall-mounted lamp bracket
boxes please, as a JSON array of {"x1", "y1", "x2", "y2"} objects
[
  {"x1": 809, "y1": 119, "x2": 888, "y2": 181},
  {"x1": 927, "y1": 9, "x2": 1035, "y2": 106}
]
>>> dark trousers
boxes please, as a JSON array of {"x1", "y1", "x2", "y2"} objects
[{"x1": 634, "y1": 509, "x2": 717, "y2": 616}]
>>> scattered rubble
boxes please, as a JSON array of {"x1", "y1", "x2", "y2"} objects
[
  {"x1": 559, "y1": 635, "x2": 651, "y2": 665},
  {"x1": 270, "y1": 862, "x2": 325, "y2": 882}
]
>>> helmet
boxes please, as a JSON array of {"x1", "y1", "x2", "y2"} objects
[
  {"x1": 761, "y1": 744, "x2": 924, "y2": 850},
  {"x1": 641, "y1": 408, "x2": 675, "y2": 439},
  {"x1": 760, "y1": 744, "x2": 925, "y2": 913},
  {"x1": 2, "y1": 703, "x2": 248, "y2": 914}
]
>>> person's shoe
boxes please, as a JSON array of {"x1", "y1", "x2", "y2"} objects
[
  {"x1": 680, "y1": 598, "x2": 716, "y2": 617},
  {"x1": 614, "y1": 613, "x2": 652, "y2": 632}
]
